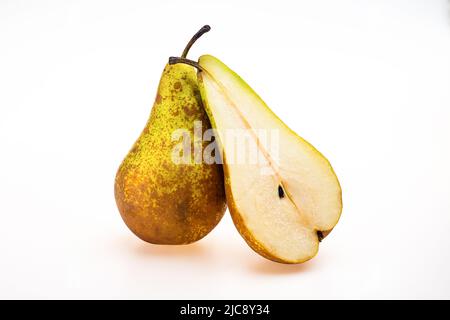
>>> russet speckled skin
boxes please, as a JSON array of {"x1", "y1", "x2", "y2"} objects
[{"x1": 114, "y1": 63, "x2": 226, "y2": 244}]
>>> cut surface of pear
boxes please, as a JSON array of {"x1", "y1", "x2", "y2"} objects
[{"x1": 196, "y1": 55, "x2": 342, "y2": 263}]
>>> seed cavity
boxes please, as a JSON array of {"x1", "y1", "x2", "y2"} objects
[{"x1": 278, "y1": 185, "x2": 285, "y2": 199}]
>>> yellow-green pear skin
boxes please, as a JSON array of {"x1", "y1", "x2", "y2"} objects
[{"x1": 114, "y1": 63, "x2": 226, "y2": 244}]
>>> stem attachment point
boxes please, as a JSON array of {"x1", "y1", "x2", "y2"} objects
[{"x1": 169, "y1": 57, "x2": 203, "y2": 71}]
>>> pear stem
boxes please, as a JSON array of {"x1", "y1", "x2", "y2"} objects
[
  {"x1": 169, "y1": 57, "x2": 203, "y2": 71},
  {"x1": 181, "y1": 25, "x2": 211, "y2": 58}
]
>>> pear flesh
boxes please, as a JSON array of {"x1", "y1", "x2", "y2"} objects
[
  {"x1": 197, "y1": 55, "x2": 342, "y2": 263},
  {"x1": 115, "y1": 63, "x2": 226, "y2": 244}
]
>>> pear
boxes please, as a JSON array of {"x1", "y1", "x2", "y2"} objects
[
  {"x1": 169, "y1": 55, "x2": 342, "y2": 263},
  {"x1": 115, "y1": 27, "x2": 226, "y2": 245}
]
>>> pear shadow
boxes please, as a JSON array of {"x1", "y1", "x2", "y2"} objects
[
  {"x1": 134, "y1": 240, "x2": 209, "y2": 258},
  {"x1": 116, "y1": 234, "x2": 210, "y2": 259},
  {"x1": 249, "y1": 255, "x2": 322, "y2": 275},
  {"x1": 115, "y1": 233, "x2": 324, "y2": 273}
]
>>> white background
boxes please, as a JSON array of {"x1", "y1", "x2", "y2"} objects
[{"x1": 0, "y1": 0, "x2": 449, "y2": 299}]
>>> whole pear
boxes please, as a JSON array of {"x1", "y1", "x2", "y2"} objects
[{"x1": 115, "y1": 27, "x2": 226, "y2": 244}]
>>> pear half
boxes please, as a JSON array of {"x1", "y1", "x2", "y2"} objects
[{"x1": 186, "y1": 55, "x2": 342, "y2": 263}]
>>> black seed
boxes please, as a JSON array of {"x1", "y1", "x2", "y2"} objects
[
  {"x1": 317, "y1": 231, "x2": 324, "y2": 242},
  {"x1": 278, "y1": 185, "x2": 285, "y2": 198}
]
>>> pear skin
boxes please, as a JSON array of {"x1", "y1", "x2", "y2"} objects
[{"x1": 115, "y1": 63, "x2": 226, "y2": 244}]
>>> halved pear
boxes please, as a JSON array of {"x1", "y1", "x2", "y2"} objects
[{"x1": 170, "y1": 55, "x2": 342, "y2": 263}]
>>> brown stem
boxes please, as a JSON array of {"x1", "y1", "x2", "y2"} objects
[
  {"x1": 181, "y1": 25, "x2": 211, "y2": 58},
  {"x1": 169, "y1": 57, "x2": 203, "y2": 71}
]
